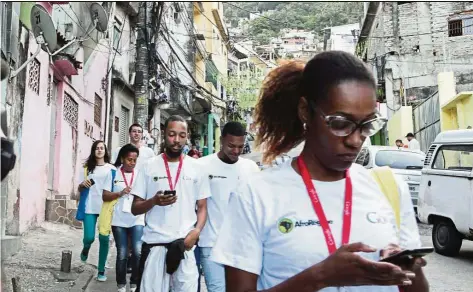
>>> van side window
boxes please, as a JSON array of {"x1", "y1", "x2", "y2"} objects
[{"x1": 432, "y1": 145, "x2": 473, "y2": 172}]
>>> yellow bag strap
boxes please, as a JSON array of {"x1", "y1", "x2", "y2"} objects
[
  {"x1": 370, "y1": 167, "x2": 401, "y2": 229},
  {"x1": 84, "y1": 167, "x2": 88, "y2": 179}
]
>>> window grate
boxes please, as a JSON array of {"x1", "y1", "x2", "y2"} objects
[
  {"x1": 28, "y1": 58, "x2": 40, "y2": 95},
  {"x1": 63, "y1": 93, "x2": 78, "y2": 129},
  {"x1": 119, "y1": 106, "x2": 130, "y2": 146},
  {"x1": 94, "y1": 94, "x2": 102, "y2": 126}
]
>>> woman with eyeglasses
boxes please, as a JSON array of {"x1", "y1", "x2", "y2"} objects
[{"x1": 210, "y1": 51, "x2": 428, "y2": 292}]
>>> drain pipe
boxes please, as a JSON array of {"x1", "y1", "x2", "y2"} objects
[{"x1": 104, "y1": 2, "x2": 116, "y2": 147}]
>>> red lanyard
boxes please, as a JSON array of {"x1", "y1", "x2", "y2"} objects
[
  {"x1": 120, "y1": 168, "x2": 135, "y2": 188},
  {"x1": 162, "y1": 154, "x2": 184, "y2": 191},
  {"x1": 297, "y1": 156, "x2": 353, "y2": 254}
]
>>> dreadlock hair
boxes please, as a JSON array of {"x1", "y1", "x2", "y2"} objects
[{"x1": 254, "y1": 51, "x2": 376, "y2": 164}]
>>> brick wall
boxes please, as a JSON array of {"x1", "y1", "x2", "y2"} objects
[{"x1": 366, "y1": 2, "x2": 473, "y2": 102}]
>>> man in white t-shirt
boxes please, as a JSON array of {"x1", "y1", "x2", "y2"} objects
[
  {"x1": 196, "y1": 121, "x2": 259, "y2": 292},
  {"x1": 112, "y1": 123, "x2": 155, "y2": 169},
  {"x1": 406, "y1": 132, "x2": 421, "y2": 151},
  {"x1": 131, "y1": 115, "x2": 211, "y2": 292}
]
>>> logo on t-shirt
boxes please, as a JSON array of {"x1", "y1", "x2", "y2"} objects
[
  {"x1": 278, "y1": 218, "x2": 294, "y2": 234},
  {"x1": 278, "y1": 217, "x2": 334, "y2": 234},
  {"x1": 209, "y1": 175, "x2": 227, "y2": 180},
  {"x1": 366, "y1": 212, "x2": 389, "y2": 224},
  {"x1": 153, "y1": 176, "x2": 167, "y2": 182}
]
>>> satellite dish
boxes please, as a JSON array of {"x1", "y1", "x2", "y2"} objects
[
  {"x1": 90, "y1": 3, "x2": 108, "y2": 33},
  {"x1": 30, "y1": 4, "x2": 57, "y2": 52},
  {"x1": 9, "y1": 5, "x2": 57, "y2": 79}
]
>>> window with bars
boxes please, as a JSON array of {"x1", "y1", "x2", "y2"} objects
[
  {"x1": 119, "y1": 106, "x2": 130, "y2": 146},
  {"x1": 94, "y1": 94, "x2": 102, "y2": 126},
  {"x1": 114, "y1": 116, "x2": 119, "y2": 132},
  {"x1": 63, "y1": 93, "x2": 78, "y2": 129},
  {"x1": 28, "y1": 58, "x2": 40, "y2": 94},
  {"x1": 448, "y1": 16, "x2": 473, "y2": 37}
]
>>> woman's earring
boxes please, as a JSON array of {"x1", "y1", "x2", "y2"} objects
[{"x1": 303, "y1": 123, "x2": 307, "y2": 131}]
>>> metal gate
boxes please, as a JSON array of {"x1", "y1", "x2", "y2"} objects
[{"x1": 412, "y1": 91, "x2": 441, "y2": 153}]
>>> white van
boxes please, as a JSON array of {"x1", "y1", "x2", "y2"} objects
[
  {"x1": 355, "y1": 146, "x2": 425, "y2": 213},
  {"x1": 417, "y1": 129, "x2": 473, "y2": 257}
]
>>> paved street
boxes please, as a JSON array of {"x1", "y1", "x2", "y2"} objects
[
  {"x1": 418, "y1": 224, "x2": 473, "y2": 292},
  {"x1": 3, "y1": 222, "x2": 473, "y2": 291}
]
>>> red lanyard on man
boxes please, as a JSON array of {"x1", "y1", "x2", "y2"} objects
[
  {"x1": 297, "y1": 156, "x2": 353, "y2": 254},
  {"x1": 120, "y1": 168, "x2": 135, "y2": 188},
  {"x1": 162, "y1": 154, "x2": 184, "y2": 191}
]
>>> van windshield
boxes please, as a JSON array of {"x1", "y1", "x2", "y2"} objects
[{"x1": 375, "y1": 150, "x2": 425, "y2": 169}]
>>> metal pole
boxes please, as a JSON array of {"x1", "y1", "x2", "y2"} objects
[
  {"x1": 104, "y1": 2, "x2": 116, "y2": 147},
  {"x1": 60, "y1": 250, "x2": 72, "y2": 273}
]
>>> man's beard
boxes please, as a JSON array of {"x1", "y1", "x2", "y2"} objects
[{"x1": 165, "y1": 144, "x2": 183, "y2": 158}]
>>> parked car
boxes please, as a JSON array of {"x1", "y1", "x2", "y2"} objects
[
  {"x1": 417, "y1": 129, "x2": 473, "y2": 257},
  {"x1": 355, "y1": 146, "x2": 426, "y2": 214}
]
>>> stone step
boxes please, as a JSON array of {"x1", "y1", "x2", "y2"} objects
[{"x1": 45, "y1": 198, "x2": 82, "y2": 229}]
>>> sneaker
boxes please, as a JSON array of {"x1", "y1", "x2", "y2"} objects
[
  {"x1": 117, "y1": 285, "x2": 126, "y2": 292},
  {"x1": 80, "y1": 248, "x2": 89, "y2": 263},
  {"x1": 97, "y1": 271, "x2": 107, "y2": 282},
  {"x1": 130, "y1": 284, "x2": 137, "y2": 292}
]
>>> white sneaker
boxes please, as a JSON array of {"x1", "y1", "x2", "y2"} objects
[
  {"x1": 117, "y1": 286, "x2": 126, "y2": 292},
  {"x1": 130, "y1": 284, "x2": 137, "y2": 292}
]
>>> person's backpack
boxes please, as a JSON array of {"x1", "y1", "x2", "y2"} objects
[{"x1": 370, "y1": 167, "x2": 401, "y2": 229}]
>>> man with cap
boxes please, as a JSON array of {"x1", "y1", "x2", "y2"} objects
[{"x1": 406, "y1": 132, "x2": 421, "y2": 151}]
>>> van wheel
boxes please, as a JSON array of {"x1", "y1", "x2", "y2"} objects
[{"x1": 432, "y1": 220, "x2": 463, "y2": 257}]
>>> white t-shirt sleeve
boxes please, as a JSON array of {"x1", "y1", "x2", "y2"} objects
[
  {"x1": 395, "y1": 176, "x2": 422, "y2": 249},
  {"x1": 103, "y1": 170, "x2": 113, "y2": 192},
  {"x1": 210, "y1": 184, "x2": 264, "y2": 275},
  {"x1": 249, "y1": 160, "x2": 261, "y2": 173},
  {"x1": 132, "y1": 168, "x2": 148, "y2": 200},
  {"x1": 196, "y1": 170, "x2": 211, "y2": 200}
]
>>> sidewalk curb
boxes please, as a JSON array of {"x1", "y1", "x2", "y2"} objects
[{"x1": 71, "y1": 270, "x2": 94, "y2": 292}]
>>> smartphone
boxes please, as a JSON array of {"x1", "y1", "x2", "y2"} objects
[
  {"x1": 380, "y1": 247, "x2": 434, "y2": 263},
  {"x1": 163, "y1": 190, "x2": 176, "y2": 196},
  {"x1": 89, "y1": 179, "x2": 95, "y2": 186}
]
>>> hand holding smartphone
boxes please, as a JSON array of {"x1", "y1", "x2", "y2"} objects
[{"x1": 380, "y1": 247, "x2": 434, "y2": 264}]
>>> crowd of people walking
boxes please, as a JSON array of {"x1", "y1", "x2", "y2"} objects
[{"x1": 74, "y1": 51, "x2": 429, "y2": 292}]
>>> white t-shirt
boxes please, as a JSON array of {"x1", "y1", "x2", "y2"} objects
[
  {"x1": 112, "y1": 145, "x2": 155, "y2": 170},
  {"x1": 196, "y1": 153, "x2": 260, "y2": 247},
  {"x1": 132, "y1": 155, "x2": 211, "y2": 244},
  {"x1": 408, "y1": 138, "x2": 421, "y2": 151},
  {"x1": 103, "y1": 166, "x2": 145, "y2": 228},
  {"x1": 77, "y1": 164, "x2": 116, "y2": 215},
  {"x1": 211, "y1": 161, "x2": 421, "y2": 292}
]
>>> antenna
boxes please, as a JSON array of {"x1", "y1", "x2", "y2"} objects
[
  {"x1": 52, "y1": 3, "x2": 108, "y2": 56},
  {"x1": 90, "y1": 3, "x2": 108, "y2": 33},
  {"x1": 9, "y1": 4, "x2": 57, "y2": 79}
]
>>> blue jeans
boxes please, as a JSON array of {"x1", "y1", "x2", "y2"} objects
[
  {"x1": 195, "y1": 246, "x2": 202, "y2": 292},
  {"x1": 200, "y1": 247, "x2": 225, "y2": 292},
  {"x1": 111, "y1": 225, "x2": 144, "y2": 286}
]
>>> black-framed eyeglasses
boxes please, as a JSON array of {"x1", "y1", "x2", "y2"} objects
[{"x1": 313, "y1": 106, "x2": 387, "y2": 137}]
